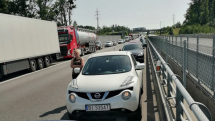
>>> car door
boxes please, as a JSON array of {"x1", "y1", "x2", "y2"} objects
[{"x1": 131, "y1": 54, "x2": 143, "y2": 89}]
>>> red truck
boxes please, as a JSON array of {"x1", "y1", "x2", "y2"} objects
[{"x1": 57, "y1": 26, "x2": 97, "y2": 58}]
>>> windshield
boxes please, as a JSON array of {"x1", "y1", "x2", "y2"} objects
[
  {"x1": 82, "y1": 55, "x2": 131, "y2": 75},
  {"x1": 125, "y1": 37, "x2": 128, "y2": 39},
  {"x1": 123, "y1": 44, "x2": 142, "y2": 50},
  {"x1": 96, "y1": 42, "x2": 100, "y2": 44},
  {"x1": 58, "y1": 34, "x2": 69, "y2": 43},
  {"x1": 106, "y1": 41, "x2": 110, "y2": 43}
]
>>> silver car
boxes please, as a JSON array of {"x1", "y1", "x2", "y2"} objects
[
  {"x1": 105, "y1": 41, "x2": 113, "y2": 47},
  {"x1": 118, "y1": 39, "x2": 124, "y2": 44}
]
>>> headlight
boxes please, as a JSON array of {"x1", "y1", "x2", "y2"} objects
[
  {"x1": 69, "y1": 94, "x2": 76, "y2": 103},
  {"x1": 121, "y1": 91, "x2": 131, "y2": 100},
  {"x1": 69, "y1": 79, "x2": 78, "y2": 89},
  {"x1": 121, "y1": 76, "x2": 134, "y2": 87},
  {"x1": 138, "y1": 53, "x2": 143, "y2": 56}
]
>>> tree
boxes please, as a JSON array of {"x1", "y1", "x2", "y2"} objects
[
  {"x1": 175, "y1": 22, "x2": 181, "y2": 28},
  {"x1": 73, "y1": 20, "x2": 77, "y2": 28},
  {"x1": 200, "y1": 0, "x2": 209, "y2": 25},
  {"x1": 0, "y1": 0, "x2": 8, "y2": 13}
]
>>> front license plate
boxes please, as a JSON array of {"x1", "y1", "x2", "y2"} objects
[{"x1": 85, "y1": 104, "x2": 110, "y2": 111}]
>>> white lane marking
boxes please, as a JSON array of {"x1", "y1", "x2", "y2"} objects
[{"x1": 0, "y1": 59, "x2": 72, "y2": 85}]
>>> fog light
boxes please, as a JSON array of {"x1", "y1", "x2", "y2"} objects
[
  {"x1": 121, "y1": 91, "x2": 131, "y2": 100},
  {"x1": 69, "y1": 94, "x2": 76, "y2": 103}
]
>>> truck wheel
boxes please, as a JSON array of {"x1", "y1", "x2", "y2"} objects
[
  {"x1": 30, "y1": 59, "x2": 37, "y2": 72},
  {"x1": 44, "y1": 56, "x2": 50, "y2": 67},
  {"x1": 37, "y1": 58, "x2": 44, "y2": 70}
]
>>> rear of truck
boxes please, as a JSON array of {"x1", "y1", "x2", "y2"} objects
[{"x1": 0, "y1": 13, "x2": 60, "y2": 77}]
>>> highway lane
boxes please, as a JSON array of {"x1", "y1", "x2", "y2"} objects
[{"x1": 0, "y1": 39, "x2": 158, "y2": 121}]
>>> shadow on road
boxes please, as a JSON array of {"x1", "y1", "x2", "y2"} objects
[
  {"x1": 40, "y1": 105, "x2": 66, "y2": 117},
  {"x1": 60, "y1": 112, "x2": 70, "y2": 120},
  {"x1": 146, "y1": 47, "x2": 156, "y2": 121}
]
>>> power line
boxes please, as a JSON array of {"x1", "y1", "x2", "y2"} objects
[{"x1": 95, "y1": 8, "x2": 100, "y2": 30}]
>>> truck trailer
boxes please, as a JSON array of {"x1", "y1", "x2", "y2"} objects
[
  {"x1": 58, "y1": 26, "x2": 97, "y2": 58},
  {"x1": 0, "y1": 13, "x2": 60, "y2": 78}
]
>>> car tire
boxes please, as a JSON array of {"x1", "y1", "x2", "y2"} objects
[
  {"x1": 81, "y1": 49, "x2": 85, "y2": 56},
  {"x1": 37, "y1": 58, "x2": 44, "y2": 70},
  {"x1": 30, "y1": 59, "x2": 37, "y2": 72}
]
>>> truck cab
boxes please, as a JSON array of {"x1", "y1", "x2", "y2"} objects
[{"x1": 57, "y1": 26, "x2": 97, "y2": 58}]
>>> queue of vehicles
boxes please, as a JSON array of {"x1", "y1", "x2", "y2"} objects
[{"x1": 0, "y1": 13, "x2": 146, "y2": 120}]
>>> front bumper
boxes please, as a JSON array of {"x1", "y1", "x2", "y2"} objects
[
  {"x1": 67, "y1": 108, "x2": 138, "y2": 119},
  {"x1": 105, "y1": 44, "x2": 112, "y2": 47},
  {"x1": 66, "y1": 90, "x2": 139, "y2": 118}
]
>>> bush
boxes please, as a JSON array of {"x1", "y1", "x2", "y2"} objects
[{"x1": 179, "y1": 25, "x2": 215, "y2": 34}]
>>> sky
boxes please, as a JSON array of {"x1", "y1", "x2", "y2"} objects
[{"x1": 71, "y1": 0, "x2": 190, "y2": 30}]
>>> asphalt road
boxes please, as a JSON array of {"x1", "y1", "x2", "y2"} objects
[{"x1": 0, "y1": 39, "x2": 158, "y2": 121}]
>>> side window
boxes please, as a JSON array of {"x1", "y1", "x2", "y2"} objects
[{"x1": 130, "y1": 54, "x2": 137, "y2": 66}]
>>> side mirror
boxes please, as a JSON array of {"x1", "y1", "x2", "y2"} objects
[
  {"x1": 119, "y1": 49, "x2": 121, "y2": 51},
  {"x1": 74, "y1": 68, "x2": 80, "y2": 74},
  {"x1": 135, "y1": 63, "x2": 145, "y2": 70}
]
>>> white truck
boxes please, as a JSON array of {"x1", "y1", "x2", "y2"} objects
[{"x1": 0, "y1": 13, "x2": 60, "y2": 78}]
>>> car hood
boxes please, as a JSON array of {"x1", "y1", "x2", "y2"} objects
[
  {"x1": 125, "y1": 49, "x2": 143, "y2": 55},
  {"x1": 76, "y1": 72, "x2": 132, "y2": 92}
]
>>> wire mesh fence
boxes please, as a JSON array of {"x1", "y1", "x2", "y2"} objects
[{"x1": 149, "y1": 36, "x2": 215, "y2": 97}]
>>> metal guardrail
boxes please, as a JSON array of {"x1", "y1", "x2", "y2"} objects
[
  {"x1": 149, "y1": 36, "x2": 215, "y2": 98},
  {"x1": 148, "y1": 38, "x2": 212, "y2": 121}
]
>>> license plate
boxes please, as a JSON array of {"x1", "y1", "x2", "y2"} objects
[{"x1": 85, "y1": 104, "x2": 110, "y2": 111}]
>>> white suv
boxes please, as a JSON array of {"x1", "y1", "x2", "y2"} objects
[{"x1": 66, "y1": 51, "x2": 145, "y2": 120}]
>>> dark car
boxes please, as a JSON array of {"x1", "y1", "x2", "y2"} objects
[
  {"x1": 95, "y1": 41, "x2": 103, "y2": 50},
  {"x1": 129, "y1": 40, "x2": 143, "y2": 48},
  {"x1": 121, "y1": 43, "x2": 144, "y2": 63},
  {"x1": 140, "y1": 38, "x2": 147, "y2": 48},
  {"x1": 112, "y1": 40, "x2": 117, "y2": 46}
]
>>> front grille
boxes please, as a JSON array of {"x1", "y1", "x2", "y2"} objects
[
  {"x1": 90, "y1": 92, "x2": 105, "y2": 99},
  {"x1": 105, "y1": 87, "x2": 133, "y2": 99},
  {"x1": 60, "y1": 46, "x2": 68, "y2": 56},
  {"x1": 68, "y1": 87, "x2": 133, "y2": 100},
  {"x1": 68, "y1": 91, "x2": 89, "y2": 100}
]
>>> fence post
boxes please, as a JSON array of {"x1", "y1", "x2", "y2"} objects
[
  {"x1": 212, "y1": 36, "x2": 215, "y2": 97},
  {"x1": 176, "y1": 75, "x2": 184, "y2": 121},
  {"x1": 197, "y1": 36, "x2": 199, "y2": 83},
  {"x1": 183, "y1": 40, "x2": 187, "y2": 88},
  {"x1": 165, "y1": 38, "x2": 168, "y2": 62},
  {"x1": 180, "y1": 36, "x2": 182, "y2": 47},
  {"x1": 176, "y1": 36, "x2": 177, "y2": 46},
  {"x1": 187, "y1": 36, "x2": 189, "y2": 74},
  {"x1": 172, "y1": 36, "x2": 174, "y2": 59}
]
